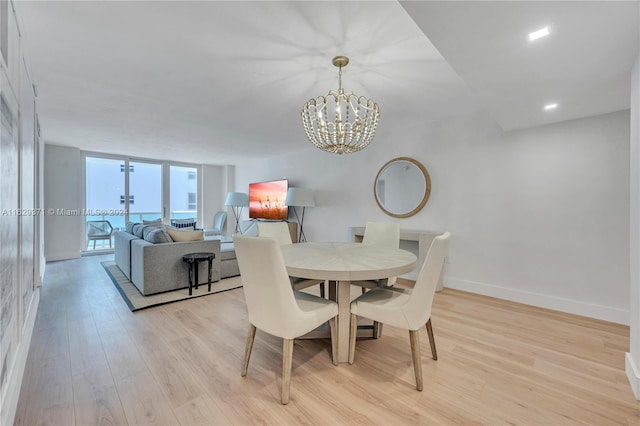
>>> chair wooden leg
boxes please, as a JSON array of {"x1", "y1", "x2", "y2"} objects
[
  {"x1": 426, "y1": 318, "x2": 438, "y2": 360},
  {"x1": 329, "y1": 316, "x2": 338, "y2": 365},
  {"x1": 241, "y1": 324, "x2": 256, "y2": 377},
  {"x1": 348, "y1": 313, "x2": 358, "y2": 364},
  {"x1": 281, "y1": 338, "x2": 294, "y2": 405},
  {"x1": 409, "y1": 330, "x2": 423, "y2": 391}
]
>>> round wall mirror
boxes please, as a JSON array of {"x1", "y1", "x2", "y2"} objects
[{"x1": 374, "y1": 157, "x2": 431, "y2": 218}]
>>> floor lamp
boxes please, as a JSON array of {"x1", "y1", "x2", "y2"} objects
[
  {"x1": 285, "y1": 188, "x2": 315, "y2": 242},
  {"x1": 225, "y1": 192, "x2": 249, "y2": 234}
]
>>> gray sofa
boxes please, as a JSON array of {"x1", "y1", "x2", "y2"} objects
[
  {"x1": 218, "y1": 239, "x2": 239, "y2": 279},
  {"x1": 114, "y1": 230, "x2": 222, "y2": 296}
]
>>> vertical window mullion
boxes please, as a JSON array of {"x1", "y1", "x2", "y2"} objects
[
  {"x1": 124, "y1": 159, "x2": 130, "y2": 223},
  {"x1": 162, "y1": 162, "x2": 170, "y2": 223}
]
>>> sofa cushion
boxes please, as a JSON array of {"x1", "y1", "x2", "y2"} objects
[
  {"x1": 166, "y1": 227, "x2": 204, "y2": 242},
  {"x1": 143, "y1": 227, "x2": 173, "y2": 244},
  {"x1": 143, "y1": 218, "x2": 164, "y2": 228},
  {"x1": 125, "y1": 222, "x2": 138, "y2": 234},
  {"x1": 133, "y1": 224, "x2": 147, "y2": 238}
]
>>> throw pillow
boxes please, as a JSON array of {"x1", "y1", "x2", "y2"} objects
[
  {"x1": 142, "y1": 225, "x2": 155, "y2": 241},
  {"x1": 143, "y1": 227, "x2": 173, "y2": 244},
  {"x1": 166, "y1": 225, "x2": 194, "y2": 231},
  {"x1": 133, "y1": 224, "x2": 146, "y2": 238},
  {"x1": 166, "y1": 227, "x2": 204, "y2": 242},
  {"x1": 143, "y1": 218, "x2": 164, "y2": 228},
  {"x1": 125, "y1": 222, "x2": 138, "y2": 234},
  {"x1": 171, "y1": 218, "x2": 197, "y2": 229}
]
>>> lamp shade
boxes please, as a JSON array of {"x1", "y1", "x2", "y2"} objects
[
  {"x1": 225, "y1": 192, "x2": 249, "y2": 207},
  {"x1": 285, "y1": 188, "x2": 315, "y2": 207}
]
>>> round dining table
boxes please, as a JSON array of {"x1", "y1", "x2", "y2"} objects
[{"x1": 280, "y1": 242, "x2": 417, "y2": 363}]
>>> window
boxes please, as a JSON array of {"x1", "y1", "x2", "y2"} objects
[
  {"x1": 85, "y1": 155, "x2": 200, "y2": 251},
  {"x1": 170, "y1": 165, "x2": 198, "y2": 220},
  {"x1": 129, "y1": 161, "x2": 161, "y2": 221},
  {"x1": 1, "y1": 0, "x2": 8, "y2": 65},
  {"x1": 86, "y1": 156, "x2": 125, "y2": 251}
]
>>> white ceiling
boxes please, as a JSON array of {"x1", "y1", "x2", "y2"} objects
[
  {"x1": 14, "y1": 1, "x2": 639, "y2": 165},
  {"x1": 401, "y1": 1, "x2": 639, "y2": 131}
]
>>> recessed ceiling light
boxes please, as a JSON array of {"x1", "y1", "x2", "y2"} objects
[
  {"x1": 529, "y1": 27, "x2": 550, "y2": 41},
  {"x1": 544, "y1": 103, "x2": 558, "y2": 110}
]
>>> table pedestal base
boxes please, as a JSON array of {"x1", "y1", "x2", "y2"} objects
[
  {"x1": 297, "y1": 280, "x2": 377, "y2": 363},
  {"x1": 300, "y1": 323, "x2": 378, "y2": 340}
]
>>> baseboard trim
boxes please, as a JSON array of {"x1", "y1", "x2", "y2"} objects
[
  {"x1": 626, "y1": 352, "x2": 640, "y2": 400},
  {"x1": 45, "y1": 251, "x2": 80, "y2": 262},
  {"x1": 445, "y1": 277, "x2": 629, "y2": 325},
  {"x1": 1, "y1": 289, "x2": 40, "y2": 425}
]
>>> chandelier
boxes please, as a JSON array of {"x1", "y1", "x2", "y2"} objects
[{"x1": 301, "y1": 56, "x2": 380, "y2": 154}]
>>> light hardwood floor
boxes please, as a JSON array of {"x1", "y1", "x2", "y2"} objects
[{"x1": 14, "y1": 254, "x2": 640, "y2": 425}]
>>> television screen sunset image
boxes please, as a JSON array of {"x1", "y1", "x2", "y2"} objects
[{"x1": 249, "y1": 179, "x2": 288, "y2": 220}]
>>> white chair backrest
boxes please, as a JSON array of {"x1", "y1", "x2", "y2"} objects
[
  {"x1": 257, "y1": 222, "x2": 293, "y2": 245},
  {"x1": 362, "y1": 222, "x2": 400, "y2": 248},
  {"x1": 233, "y1": 235, "x2": 302, "y2": 337},
  {"x1": 362, "y1": 222, "x2": 400, "y2": 286},
  {"x1": 404, "y1": 232, "x2": 450, "y2": 329},
  {"x1": 213, "y1": 211, "x2": 227, "y2": 232}
]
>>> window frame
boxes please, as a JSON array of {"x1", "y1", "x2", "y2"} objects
[{"x1": 82, "y1": 151, "x2": 202, "y2": 244}]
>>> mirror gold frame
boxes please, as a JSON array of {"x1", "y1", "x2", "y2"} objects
[{"x1": 374, "y1": 157, "x2": 431, "y2": 218}]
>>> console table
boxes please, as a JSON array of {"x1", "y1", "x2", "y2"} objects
[{"x1": 347, "y1": 227, "x2": 446, "y2": 291}]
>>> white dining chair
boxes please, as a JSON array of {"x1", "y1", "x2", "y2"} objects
[
  {"x1": 352, "y1": 222, "x2": 401, "y2": 293},
  {"x1": 257, "y1": 221, "x2": 327, "y2": 298},
  {"x1": 234, "y1": 235, "x2": 338, "y2": 404},
  {"x1": 348, "y1": 232, "x2": 450, "y2": 391},
  {"x1": 257, "y1": 221, "x2": 293, "y2": 245}
]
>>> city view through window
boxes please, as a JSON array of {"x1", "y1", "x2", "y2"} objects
[{"x1": 85, "y1": 156, "x2": 198, "y2": 250}]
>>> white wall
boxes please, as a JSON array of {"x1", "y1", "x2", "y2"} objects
[
  {"x1": 627, "y1": 44, "x2": 640, "y2": 397},
  {"x1": 201, "y1": 164, "x2": 224, "y2": 230},
  {"x1": 44, "y1": 144, "x2": 83, "y2": 260},
  {"x1": 0, "y1": 2, "x2": 42, "y2": 423},
  {"x1": 447, "y1": 111, "x2": 630, "y2": 324},
  {"x1": 235, "y1": 109, "x2": 630, "y2": 324}
]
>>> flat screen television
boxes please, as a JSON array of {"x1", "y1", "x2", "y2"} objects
[{"x1": 249, "y1": 179, "x2": 289, "y2": 220}]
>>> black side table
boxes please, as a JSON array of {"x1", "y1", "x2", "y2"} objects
[{"x1": 182, "y1": 252, "x2": 216, "y2": 295}]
